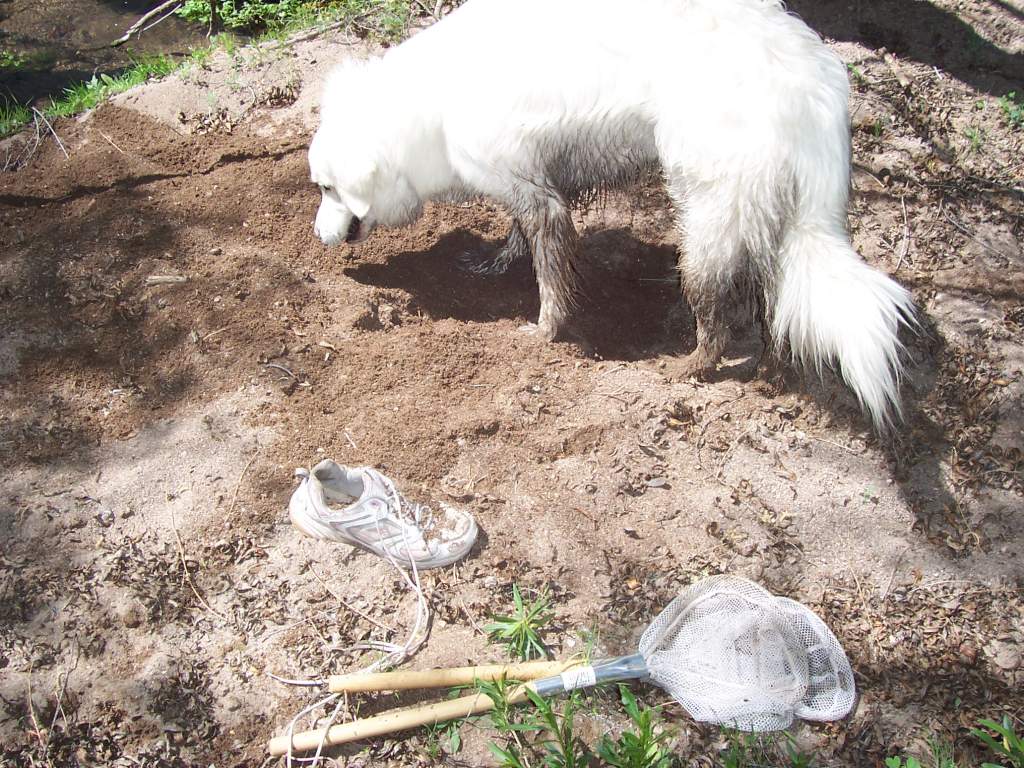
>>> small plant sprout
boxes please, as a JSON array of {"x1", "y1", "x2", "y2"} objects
[
  {"x1": 486, "y1": 583, "x2": 555, "y2": 661},
  {"x1": 964, "y1": 125, "x2": 985, "y2": 153}
]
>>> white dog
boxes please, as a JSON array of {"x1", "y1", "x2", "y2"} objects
[{"x1": 308, "y1": 0, "x2": 915, "y2": 430}]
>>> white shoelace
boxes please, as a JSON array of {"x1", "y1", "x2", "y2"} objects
[{"x1": 278, "y1": 467, "x2": 432, "y2": 767}]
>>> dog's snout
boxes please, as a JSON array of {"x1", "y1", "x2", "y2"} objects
[{"x1": 345, "y1": 216, "x2": 362, "y2": 243}]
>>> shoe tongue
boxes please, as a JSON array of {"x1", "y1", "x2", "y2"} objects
[{"x1": 358, "y1": 468, "x2": 394, "y2": 502}]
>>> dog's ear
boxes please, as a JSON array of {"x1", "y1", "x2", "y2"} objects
[
  {"x1": 337, "y1": 155, "x2": 378, "y2": 219},
  {"x1": 339, "y1": 190, "x2": 371, "y2": 219}
]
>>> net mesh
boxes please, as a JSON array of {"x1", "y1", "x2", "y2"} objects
[{"x1": 638, "y1": 575, "x2": 855, "y2": 732}]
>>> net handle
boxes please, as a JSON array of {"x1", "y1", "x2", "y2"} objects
[
  {"x1": 268, "y1": 684, "x2": 535, "y2": 755},
  {"x1": 328, "y1": 660, "x2": 581, "y2": 692}
]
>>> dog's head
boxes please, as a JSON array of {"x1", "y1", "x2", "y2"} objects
[{"x1": 308, "y1": 60, "x2": 424, "y2": 246}]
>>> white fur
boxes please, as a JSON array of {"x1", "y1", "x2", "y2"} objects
[{"x1": 309, "y1": 0, "x2": 916, "y2": 429}]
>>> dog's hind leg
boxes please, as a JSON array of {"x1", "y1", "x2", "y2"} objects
[
  {"x1": 460, "y1": 218, "x2": 530, "y2": 275},
  {"x1": 673, "y1": 181, "x2": 748, "y2": 377},
  {"x1": 516, "y1": 190, "x2": 582, "y2": 341}
]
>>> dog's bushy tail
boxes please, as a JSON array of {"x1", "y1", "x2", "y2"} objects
[{"x1": 772, "y1": 223, "x2": 915, "y2": 431}]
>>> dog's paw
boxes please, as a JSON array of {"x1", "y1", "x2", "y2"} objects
[
  {"x1": 458, "y1": 244, "x2": 519, "y2": 276},
  {"x1": 518, "y1": 321, "x2": 561, "y2": 342},
  {"x1": 669, "y1": 350, "x2": 718, "y2": 381},
  {"x1": 752, "y1": 357, "x2": 787, "y2": 395}
]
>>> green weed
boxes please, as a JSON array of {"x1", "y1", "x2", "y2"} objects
[
  {"x1": 886, "y1": 758, "x2": 923, "y2": 768},
  {"x1": 973, "y1": 715, "x2": 1024, "y2": 768},
  {"x1": 423, "y1": 717, "x2": 462, "y2": 760},
  {"x1": 998, "y1": 92, "x2": 1024, "y2": 130},
  {"x1": 486, "y1": 584, "x2": 554, "y2": 661},
  {"x1": 596, "y1": 686, "x2": 675, "y2": 768},
  {"x1": 1, "y1": 49, "x2": 28, "y2": 70},
  {"x1": 963, "y1": 126, "x2": 985, "y2": 153},
  {"x1": 718, "y1": 729, "x2": 814, "y2": 768}
]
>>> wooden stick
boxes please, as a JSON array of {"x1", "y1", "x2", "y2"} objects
[
  {"x1": 268, "y1": 685, "x2": 535, "y2": 756},
  {"x1": 111, "y1": 0, "x2": 183, "y2": 46},
  {"x1": 328, "y1": 659, "x2": 579, "y2": 693}
]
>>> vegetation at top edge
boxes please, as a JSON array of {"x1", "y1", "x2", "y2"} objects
[
  {"x1": 176, "y1": 0, "x2": 445, "y2": 40},
  {"x1": 0, "y1": 1, "x2": 450, "y2": 139}
]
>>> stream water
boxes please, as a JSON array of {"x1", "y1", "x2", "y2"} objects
[{"x1": 1, "y1": 1, "x2": 210, "y2": 105}]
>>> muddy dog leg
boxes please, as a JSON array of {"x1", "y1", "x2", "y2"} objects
[
  {"x1": 461, "y1": 218, "x2": 531, "y2": 275},
  {"x1": 516, "y1": 190, "x2": 582, "y2": 341},
  {"x1": 674, "y1": 185, "x2": 747, "y2": 376}
]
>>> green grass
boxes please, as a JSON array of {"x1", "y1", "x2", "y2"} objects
[
  {"x1": 485, "y1": 584, "x2": 555, "y2": 661},
  {"x1": 47, "y1": 54, "x2": 177, "y2": 119},
  {"x1": 476, "y1": 678, "x2": 680, "y2": 768},
  {"x1": 0, "y1": 98, "x2": 32, "y2": 137},
  {"x1": 0, "y1": 54, "x2": 177, "y2": 139}
]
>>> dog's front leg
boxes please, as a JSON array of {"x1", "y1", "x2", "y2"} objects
[{"x1": 518, "y1": 191, "x2": 582, "y2": 341}]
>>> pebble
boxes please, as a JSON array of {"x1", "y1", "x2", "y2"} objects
[{"x1": 988, "y1": 641, "x2": 1021, "y2": 671}]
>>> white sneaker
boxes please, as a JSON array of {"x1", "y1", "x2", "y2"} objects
[{"x1": 288, "y1": 460, "x2": 478, "y2": 570}]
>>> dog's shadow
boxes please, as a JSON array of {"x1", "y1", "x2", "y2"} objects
[{"x1": 344, "y1": 228, "x2": 690, "y2": 362}]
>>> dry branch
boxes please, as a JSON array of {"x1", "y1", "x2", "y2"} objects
[{"x1": 112, "y1": 1, "x2": 184, "y2": 47}]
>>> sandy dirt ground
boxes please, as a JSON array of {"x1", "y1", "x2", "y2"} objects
[{"x1": 1, "y1": 2, "x2": 1022, "y2": 766}]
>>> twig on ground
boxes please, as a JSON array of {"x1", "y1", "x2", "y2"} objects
[
  {"x1": 97, "y1": 130, "x2": 125, "y2": 154},
  {"x1": 142, "y1": 2, "x2": 183, "y2": 34},
  {"x1": 264, "y1": 362, "x2": 298, "y2": 380},
  {"x1": 269, "y1": 18, "x2": 356, "y2": 50},
  {"x1": 227, "y1": 448, "x2": 260, "y2": 516},
  {"x1": 943, "y1": 208, "x2": 1015, "y2": 261},
  {"x1": 809, "y1": 435, "x2": 864, "y2": 457},
  {"x1": 170, "y1": 506, "x2": 227, "y2": 621},
  {"x1": 457, "y1": 593, "x2": 486, "y2": 636},
  {"x1": 880, "y1": 545, "x2": 911, "y2": 601},
  {"x1": 31, "y1": 109, "x2": 69, "y2": 159},
  {"x1": 895, "y1": 195, "x2": 910, "y2": 270},
  {"x1": 308, "y1": 563, "x2": 397, "y2": 634},
  {"x1": 145, "y1": 275, "x2": 188, "y2": 286},
  {"x1": 111, "y1": 1, "x2": 183, "y2": 46},
  {"x1": 267, "y1": 672, "x2": 326, "y2": 687},
  {"x1": 26, "y1": 668, "x2": 54, "y2": 768},
  {"x1": 202, "y1": 326, "x2": 229, "y2": 341},
  {"x1": 413, "y1": 0, "x2": 441, "y2": 19}
]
